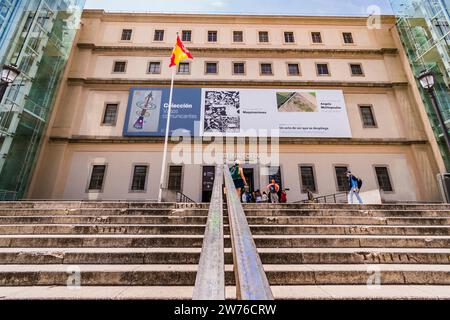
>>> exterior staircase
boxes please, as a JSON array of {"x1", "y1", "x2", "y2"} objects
[{"x1": 0, "y1": 201, "x2": 449, "y2": 299}]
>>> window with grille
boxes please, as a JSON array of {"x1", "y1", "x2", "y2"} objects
[
  {"x1": 316, "y1": 63, "x2": 329, "y2": 76},
  {"x1": 359, "y1": 105, "x2": 377, "y2": 127},
  {"x1": 88, "y1": 165, "x2": 106, "y2": 191},
  {"x1": 284, "y1": 32, "x2": 295, "y2": 43},
  {"x1": 233, "y1": 31, "x2": 243, "y2": 42},
  {"x1": 154, "y1": 30, "x2": 164, "y2": 41},
  {"x1": 178, "y1": 62, "x2": 190, "y2": 74},
  {"x1": 182, "y1": 30, "x2": 192, "y2": 42},
  {"x1": 259, "y1": 31, "x2": 269, "y2": 43},
  {"x1": 131, "y1": 165, "x2": 148, "y2": 191},
  {"x1": 311, "y1": 32, "x2": 322, "y2": 43},
  {"x1": 260, "y1": 63, "x2": 273, "y2": 75},
  {"x1": 335, "y1": 166, "x2": 349, "y2": 192},
  {"x1": 343, "y1": 32, "x2": 354, "y2": 44},
  {"x1": 208, "y1": 31, "x2": 217, "y2": 42},
  {"x1": 233, "y1": 62, "x2": 245, "y2": 75},
  {"x1": 205, "y1": 62, "x2": 218, "y2": 74},
  {"x1": 300, "y1": 166, "x2": 317, "y2": 193},
  {"x1": 121, "y1": 29, "x2": 132, "y2": 41},
  {"x1": 375, "y1": 166, "x2": 393, "y2": 192},
  {"x1": 168, "y1": 166, "x2": 183, "y2": 191},
  {"x1": 350, "y1": 63, "x2": 364, "y2": 76},
  {"x1": 113, "y1": 61, "x2": 126, "y2": 73},
  {"x1": 102, "y1": 104, "x2": 118, "y2": 125},
  {"x1": 288, "y1": 63, "x2": 300, "y2": 75},
  {"x1": 148, "y1": 62, "x2": 161, "y2": 74}
]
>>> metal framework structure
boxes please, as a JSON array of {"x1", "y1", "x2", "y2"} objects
[
  {"x1": 391, "y1": 0, "x2": 450, "y2": 169},
  {"x1": 0, "y1": 0, "x2": 85, "y2": 200}
]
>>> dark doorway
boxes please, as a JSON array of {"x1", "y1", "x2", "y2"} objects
[
  {"x1": 202, "y1": 166, "x2": 215, "y2": 202},
  {"x1": 243, "y1": 168, "x2": 255, "y2": 193}
]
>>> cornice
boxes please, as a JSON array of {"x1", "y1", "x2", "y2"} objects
[
  {"x1": 81, "y1": 10, "x2": 396, "y2": 26},
  {"x1": 49, "y1": 136, "x2": 427, "y2": 146},
  {"x1": 77, "y1": 43, "x2": 398, "y2": 58},
  {"x1": 67, "y1": 77, "x2": 409, "y2": 88}
]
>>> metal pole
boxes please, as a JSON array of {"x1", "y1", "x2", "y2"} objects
[
  {"x1": 428, "y1": 88, "x2": 450, "y2": 152},
  {"x1": 0, "y1": 83, "x2": 7, "y2": 103},
  {"x1": 158, "y1": 67, "x2": 176, "y2": 202}
]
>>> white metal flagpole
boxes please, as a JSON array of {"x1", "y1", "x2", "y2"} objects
[{"x1": 158, "y1": 67, "x2": 176, "y2": 202}]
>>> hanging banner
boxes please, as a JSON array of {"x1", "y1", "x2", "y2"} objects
[{"x1": 123, "y1": 88, "x2": 352, "y2": 138}]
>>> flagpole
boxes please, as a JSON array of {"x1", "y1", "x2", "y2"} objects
[{"x1": 158, "y1": 67, "x2": 176, "y2": 202}]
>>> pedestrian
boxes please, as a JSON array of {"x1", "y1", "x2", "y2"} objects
[
  {"x1": 230, "y1": 160, "x2": 247, "y2": 199},
  {"x1": 280, "y1": 189, "x2": 287, "y2": 203},
  {"x1": 266, "y1": 179, "x2": 280, "y2": 203},
  {"x1": 255, "y1": 190, "x2": 262, "y2": 203},
  {"x1": 306, "y1": 189, "x2": 315, "y2": 203},
  {"x1": 262, "y1": 191, "x2": 269, "y2": 203},
  {"x1": 347, "y1": 171, "x2": 363, "y2": 204}
]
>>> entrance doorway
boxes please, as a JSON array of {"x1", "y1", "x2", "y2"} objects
[
  {"x1": 202, "y1": 166, "x2": 215, "y2": 202},
  {"x1": 243, "y1": 168, "x2": 255, "y2": 193}
]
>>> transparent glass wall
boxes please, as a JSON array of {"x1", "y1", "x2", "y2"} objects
[
  {"x1": 0, "y1": 0, "x2": 85, "y2": 200},
  {"x1": 391, "y1": 0, "x2": 450, "y2": 170}
]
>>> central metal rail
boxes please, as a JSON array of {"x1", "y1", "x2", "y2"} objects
[
  {"x1": 193, "y1": 165, "x2": 225, "y2": 300},
  {"x1": 193, "y1": 164, "x2": 273, "y2": 300},
  {"x1": 223, "y1": 164, "x2": 274, "y2": 300}
]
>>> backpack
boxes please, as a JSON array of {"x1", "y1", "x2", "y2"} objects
[{"x1": 357, "y1": 178, "x2": 363, "y2": 189}]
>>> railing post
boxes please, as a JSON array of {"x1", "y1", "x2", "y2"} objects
[
  {"x1": 223, "y1": 164, "x2": 274, "y2": 300},
  {"x1": 193, "y1": 165, "x2": 225, "y2": 300}
]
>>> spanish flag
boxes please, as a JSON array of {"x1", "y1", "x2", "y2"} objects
[{"x1": 169, "y1": 35, "x2": 193, "y2": 67}]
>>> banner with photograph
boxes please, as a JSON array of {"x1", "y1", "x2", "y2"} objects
[
  {"x1": 123, "y1": 88, "x2": 352, "y2": 138},
  {"x1": 200, "y1": 88, "x2": 352, "y2": 137}
]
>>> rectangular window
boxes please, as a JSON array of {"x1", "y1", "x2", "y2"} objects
[
  {"x1": 205, "y1": 62, "x2": 218, "y2": 74},
  {"x1": 300, "y1": 166, "x2": 317, "y2": 193},
  {"x1": 288, "y1": 63, "x2": 300, "y2": 76},
  {"x1": 168, "y1": 166, "x2": 183, "y2": 191},
  {"x1": 258, "y1": 31, "x2": 269, "y2": 43},
  {"x1": 343, "y1": 32, "x2": 354, "y2": 44},
  {"x1": 335, "y1": 166, "x2": 349, "y2": 192},
  {"x1": 359, "y1": 105, "x2": 377, "y2": 128},
  {"x1": 316, "y1": 63, "x2": 330, "y2": 76},
  {"x1": 177, "y1": 62, "x2": 190, "y2": 74},
  {"x1": 233, "y1": 31, "x2": 243, "y2": 42},
  {"x1": 102, "y1": 104, "x2": 118, "y2": 125},
  {"x1": 121, "y1": 29, "x2": 132, "y2": 41},
  {"x1": 131, "y1": 165, "x2": 148, "y2": 192},
  {"x1": 208, "y1": 31, "x2": 217, "y2": 42},
  {"x1": 350, "y1": 63, "x2": 364, "y2": 76},
  {"x1": 375, "y1": 166, "x2": 393, "y2": 192},
  {"x1": 233, "y1": 62, "x2": 245, "y2": 75},
  {"x1": 284, "y1": 32, "x2": 295, "y2": 43},
  {"x1": 113, "y1": 61, "x2": 126, "y2": 73},
  {"x1": 182, "y1": 30, "x2": 192, "y2": 42},
  {"x1": 154, "y1": 30, "x2": 164, "y2": 41},
  {"x1": 260, "y1": 63, "x2": 273, "y2": 75},
  {"x1": 88, "y1": 165, "x2": 106, "y2": 191},
  {"x1": 311, "y1": 32, "x2": 322, "y2": 43},
  {"x1": 148, "y1": 61, "x2": 161, "y2": 74}
]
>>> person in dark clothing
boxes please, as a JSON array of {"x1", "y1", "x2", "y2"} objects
[
  {"x1": 230, "y1": 160, "x2": 247, "y2": 199},
  {"x1": 347, "y1": 171, "x2": 363, "y2": 204}
]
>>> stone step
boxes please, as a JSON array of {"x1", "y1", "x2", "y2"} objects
[
  {"x1": 1, "y1": 235, "x2": 449, "y2": 248},
  {"x1": 0, "y1": 264, "x2": 448, "y2": 286},
  {"x1": 1, "y1": 224, "x2": 449, "y2": 236},
  {"x1": 0, "y1": 215, "x2": 449, "y2": 226},
  {"x1": 0, "y1": 248, "x2": 448, "y2": 265},
  {"x1": 0, "y1": 285, "x2": 449, "y2": 300},
  {"x1": 0, "y1": 208, "x2": 449, "y2": 218}
]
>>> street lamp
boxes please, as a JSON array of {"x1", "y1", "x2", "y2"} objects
[
  {"x1": 417, "y1": 69, "x2": 450, "y2": 152},
  {"x1": 0, "y1": 64, "x2": 21, "y2": 102}
]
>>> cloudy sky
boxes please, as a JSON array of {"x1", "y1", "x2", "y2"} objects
[{"x1": 84, "y1": 0, "x2": 393, "y2": 16}]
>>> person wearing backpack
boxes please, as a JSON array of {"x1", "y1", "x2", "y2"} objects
[
  {"x1": 346, "y1": 171, "x2": 363, "y2": 204},
  {"x1": 266, "y1": 179, "x2": 280, "y2": 203},
  {"x1": 230, "y1": 160, "x2": 247, "y2": 199}
]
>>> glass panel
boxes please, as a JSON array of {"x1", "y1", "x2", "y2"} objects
[
  {"x1": 131, "y1": 165, "x2": 148, "y2": 191},
  {"x1": 168, "y1": 166, "x2": 183, "y2": 191},
  {"x1": 335, "y1": 166, "x2": 349, "y2": 192},
  {"x1": 300, "y1": 166, "x2": 316, "y2": 192},
  {"x1": 89, "y1": 165, "x2": 106, "y2": 191},
  {"x1": 375, "y1": 167, "x2": 393, "y2": 192}
]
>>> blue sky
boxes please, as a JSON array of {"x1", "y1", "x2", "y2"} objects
[{"x1": 84, "y1": 0, "x2": 393, "y2": 16}]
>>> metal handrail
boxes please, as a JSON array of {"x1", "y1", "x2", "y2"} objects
[
  {"x1": 223, "y1": 164, "x2": 274, "y2": 300},
  {"x1": 193, "y1": 165, "x2": 225, "y2": 300},
  {"x1": 176, "y1": 191, "x2": 196, "y2": 203},
  {"x1": 297, "y1": 191, "x2": 349, "y2": 204}
]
